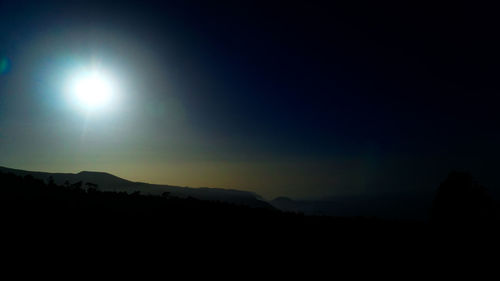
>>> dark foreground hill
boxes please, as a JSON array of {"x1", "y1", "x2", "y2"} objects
[
  {"x1": 2, "y1": 169, "x2": 500, "y2": 265},
  {"x1": 0, "y1": 170, "x2": 425, "y2": 243},
  {"x1": 0, "y1": 172, "x2": 422, "y2": 270},
  {"x1": 0, "y1": 166, "x2": 434, "y2": 221}
]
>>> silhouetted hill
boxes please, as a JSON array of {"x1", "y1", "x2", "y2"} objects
[
  {"x1": 3, "y1": 166, "x2": 500, "y2": 259},
  {"x1": 0, "y1": 170, "x2": 414, "y2": 241},
  {"x1": 0, "y1": 166, "x2": 435, "y2": 220},
  {"x1": 0, "y1": 166, "x2": 271, "y2": 209},
  {"x1": 0, "y1": 169, "x2": 430, "y2": 266}
]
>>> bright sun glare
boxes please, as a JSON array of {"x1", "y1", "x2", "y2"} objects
[{"x1": 68, "y1": 68, "x2": 117, "y2": 111}]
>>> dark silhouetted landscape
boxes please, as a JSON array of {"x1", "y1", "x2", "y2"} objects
[
  {"x1": 2, "y1": 166, "x2": 499, "y2": 251},
  {"x1": 2, "y1": 1, "x2": 500, "y2": 265}
]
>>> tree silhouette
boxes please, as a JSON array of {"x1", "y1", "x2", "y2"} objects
[
  {"x1": 431, "y1": 171, "x2": 498, "y2": 227},
  {"x1": 71, "y1": 181, "x2": 83, "y2": 189},
  {"x1": 86, "y1": 182, "x2": 99, "y2": 194},
  {"x1": 85, "y1": 182, "x2": 98, "y2": 189},
  {"x1": 47, "y1": 176, "x2": 55, "y2": 187}
]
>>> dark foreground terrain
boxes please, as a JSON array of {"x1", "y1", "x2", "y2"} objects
[{"x1": 1, "y1": 170, "x2": 499, "y2": 265}]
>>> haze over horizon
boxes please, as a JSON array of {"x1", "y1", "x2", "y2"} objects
[{"x1": 1, "y1": 1, "x2": 499, "y2": 199}]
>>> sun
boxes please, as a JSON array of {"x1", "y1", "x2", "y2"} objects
[{"x1": 68, "y1": 67, "x2": 117, "y2": 111}]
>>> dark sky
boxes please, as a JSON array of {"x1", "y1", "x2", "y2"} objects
[{"x1": 1, "y1": 0, "x2": 499, "y2": 199}]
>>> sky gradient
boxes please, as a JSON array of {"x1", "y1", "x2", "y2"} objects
[{"x1": 1, "y1": 1, "x2": 499, "y2": 199}]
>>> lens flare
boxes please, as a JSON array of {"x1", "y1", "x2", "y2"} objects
[{"x1": 0, "y1": 57, "x2": 10, "y2": 74}]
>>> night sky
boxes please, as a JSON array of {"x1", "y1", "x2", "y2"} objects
[{"x1": 1, "y1": 1, "x2": 499, "y2": 199}]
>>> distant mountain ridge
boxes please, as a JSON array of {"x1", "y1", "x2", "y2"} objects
[
  {"x1": 0, "y1": 166, "x2": 271, "y2": 209},
  {"x1": 270, "y1": 192, "x2": 435, "y2": 221},
  {"x1": 1, "y1": 166, "x2": 436, "y2": 220}
]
